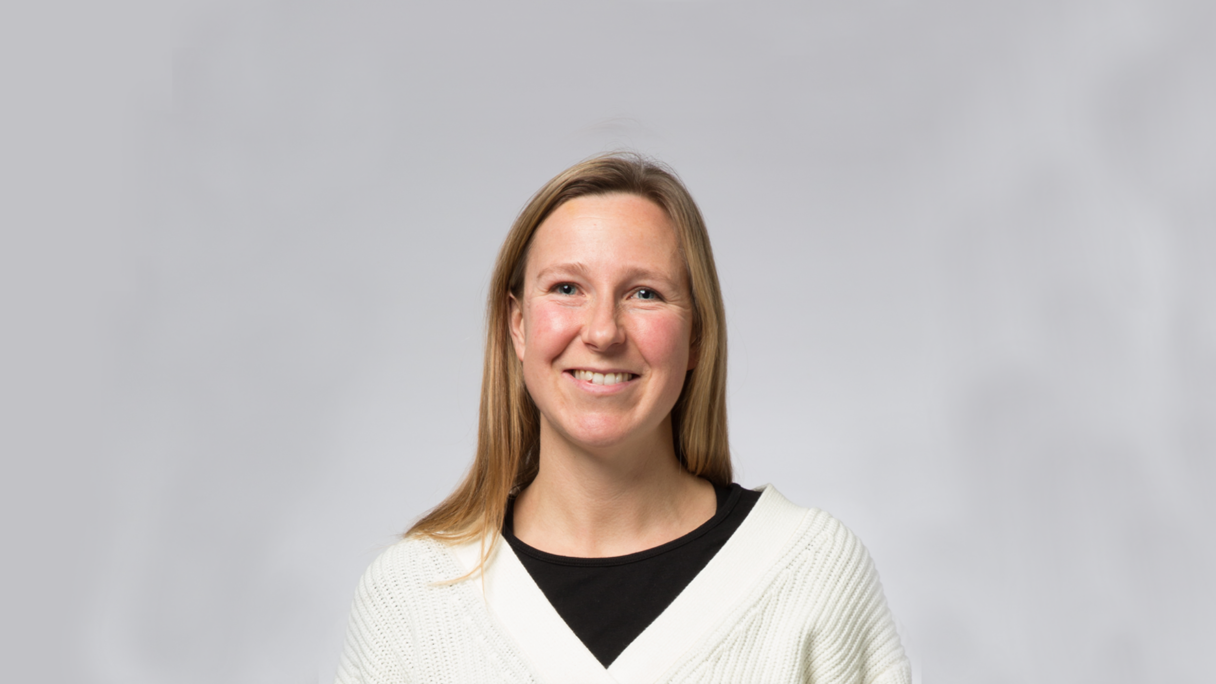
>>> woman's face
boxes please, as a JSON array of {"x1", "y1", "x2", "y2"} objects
[{"x1": 509, "y1": 193, "x2": 696, "y2": 455}]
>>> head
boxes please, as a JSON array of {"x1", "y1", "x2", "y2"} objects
[
  {"x1": 507, "y1": 192, "x2": 697, "y2": 463},
  {"x1": 411, "y1": 153, "x2": 730, "y2": 543}
]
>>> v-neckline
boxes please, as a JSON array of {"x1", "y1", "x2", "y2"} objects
[{"x1": 451, "y1": 485, "x2": 809, "y2": 684}]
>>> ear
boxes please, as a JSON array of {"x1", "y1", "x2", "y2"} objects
[
  {"x1": 686, "y1": 334, "x2": 700, "y2": 371},
  {"x1": 508, "y1": 293, "x2": 526, "y2": 362}
]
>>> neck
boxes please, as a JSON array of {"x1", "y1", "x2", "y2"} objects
[{"x1": 512, "y1": 417, "x2": 717, "y2": 557}]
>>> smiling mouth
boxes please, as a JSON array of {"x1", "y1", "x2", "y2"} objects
[{"x1": 570, "y1": 370, "x2": 635, "y2": 386}]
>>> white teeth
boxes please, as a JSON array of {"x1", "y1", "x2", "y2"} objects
[{"x1": 573, "y1": 370, "x2": 633, "y2": 385}]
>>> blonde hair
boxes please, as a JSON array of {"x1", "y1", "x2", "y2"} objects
[{"x1": 408, "y1": 153, "x2": 731, "y2": 559}]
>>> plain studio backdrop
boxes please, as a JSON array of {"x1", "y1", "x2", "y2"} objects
[{"x1": 1, "y1": 1, "x2": 1213, "y2": 682}]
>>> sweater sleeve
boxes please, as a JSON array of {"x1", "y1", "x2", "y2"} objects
[
  {"x1": 805, "y1": 512, "x2": 911, "y2": 684},
  {"x1": 334, "y1": 546, "x2": 415, "y2": 684}
]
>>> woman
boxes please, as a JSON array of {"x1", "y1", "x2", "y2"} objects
[{"x1": 336, "y1": 154, "x2": 911, "y2": 683}]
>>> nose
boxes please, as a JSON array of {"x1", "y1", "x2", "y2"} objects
[{"x1": 582, "y1": 295, "x2": 625, "y2": 350}]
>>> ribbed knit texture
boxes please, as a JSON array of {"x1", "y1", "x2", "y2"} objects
[
  {"x1": 336, "y1": 502, "x2": 910, "y2": 684},
  {"x1": 336, "y1": 536, "x2": 538, "y2": 683}
]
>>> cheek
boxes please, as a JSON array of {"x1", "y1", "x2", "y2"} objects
[
  {"x1": 631, "y1": 314, "x2": 691, "y2": 372},
  {"x1": 525, "y1": 304, "x2": 581, "y2": 360}
]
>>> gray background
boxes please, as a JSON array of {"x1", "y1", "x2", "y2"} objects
[{"x1": 2, "y1": 1, "x2": 1213, "y2": 682}]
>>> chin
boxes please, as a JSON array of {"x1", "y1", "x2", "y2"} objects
[
  {"x1": 558, "y1": 415, "x2": 642, "y2": 451},
  {"x1": 566, "y1": 426, "x2": 633, "y2": 451}
]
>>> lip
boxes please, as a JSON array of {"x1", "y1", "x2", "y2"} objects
[{"x1": 564, "y1": 369, "x2": 638, "y2": 394}]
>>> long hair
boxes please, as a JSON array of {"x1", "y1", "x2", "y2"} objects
[{"x1": 408, "y1": 153, "x2": 731, "y2": 568}]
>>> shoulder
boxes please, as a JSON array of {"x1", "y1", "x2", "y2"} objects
[
  {"x1": 351, "y1": 535, "x2": 466, "y2": 611},
  {"x1": 750, "y1": 487, "x2": 911, "y2": 682},
  {"x1": 740, "y1": 487, "x2": 911, "y2": 681},
  {"x1": 798, "y1": 506, "x2": 876, "y2": 570},
  {"x1": 750, "y1": 485, "x2": 874, "y2": 566},
  {"x1": 750, "y1": 486, "x2": 892, "y2": 614}
]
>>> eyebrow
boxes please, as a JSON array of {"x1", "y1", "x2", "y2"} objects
[
  {"x1": 534, "y1": 262, "x2": 591, "y2": 281},
  {"x1": 534, "y1": 262, "x2": 681, "y2": 287}
]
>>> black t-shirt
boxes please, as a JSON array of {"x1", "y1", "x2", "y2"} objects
[{"x1": 502, "y1": 483, "x2": 762, "y2": 667}]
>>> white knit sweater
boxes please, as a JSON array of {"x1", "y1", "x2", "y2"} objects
[{"x1": 336, "y1": 486, "x2": 911, "y2": 683}]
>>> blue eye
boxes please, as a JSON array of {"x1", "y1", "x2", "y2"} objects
[
  {"x1": 635, "y1": 288, "x2": 658, "y2": 300},
  {"x1": 556, "y1": 283, "x2": 578, "y2": 295}
]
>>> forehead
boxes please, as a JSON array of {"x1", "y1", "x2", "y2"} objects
[{"x1": 526, "y1": 193, "x2": 684, "y2": 277}]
